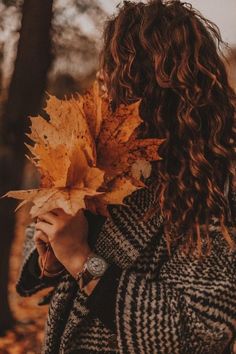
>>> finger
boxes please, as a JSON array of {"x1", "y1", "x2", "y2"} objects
[
  {"x1": 52, "y1": 208, "x2": 70, "y2": 217},
  {"x1": 35, "y1": 221, "x2": 54, "y2": 236},
  {"x1": 34, "y1": 230, "x2": 49, "y2": 244},
  {"x1": 38, "y1": 211, "x2": 58, "y2": 225}
]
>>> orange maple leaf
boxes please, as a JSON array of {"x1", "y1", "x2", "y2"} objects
[
  {"x1": 85, "y1": 98, "x2": 165, "y2": 215},
  {"x1": 3, "y1": 81, "x2": 165, "y2": 218}
]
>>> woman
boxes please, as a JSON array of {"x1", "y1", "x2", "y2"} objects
[{"x1": 17, "y1": 1, "x2": 236, "y2": 353}]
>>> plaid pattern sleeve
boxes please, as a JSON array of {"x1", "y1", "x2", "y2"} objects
[{"x1": 16, "y1": 223, "x2": 62, "y2": 297}]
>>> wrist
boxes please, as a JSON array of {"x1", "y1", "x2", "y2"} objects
[
  {"x1": 38, "y1": 255, "x2": 65, "y2": 278},
  {"x1": 62, "y1": 246, "x2": 93, "y2": 278},
  {"x1": 76, "y1": 253, "x2": 109, "y2": 292}
]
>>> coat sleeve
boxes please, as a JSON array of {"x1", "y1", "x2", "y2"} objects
[{"x1": 16, "y1": 223, "x2": 63, "y2": 297}]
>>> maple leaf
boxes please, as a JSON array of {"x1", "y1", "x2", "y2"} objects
[
  {"x1": 96, "y1": 100, "x2": 165, "y2": 182},
  {"x1": 84, "y1": 100, "x2": 165, "y2": 215},
  {"x1": 131, "y1": 159, "x2": 152, "y2": 180},
  {"x1": 3, "y1": 96, "x2": 105, "y2": 217},
  {"x1": 5, "y1": 186, "x2": 101, "y2": 218},
  {"x1": 5, "y1": 163, "x2": 105, "y2": 218},
  {"x1": 25, "y1": 95, "x2": 97, "y2": 187},
  {"x1": 85, "y1": 176, "x2": 141, "y2": 216},
  {"x1": 83, "y1": 80, "x2": 109, "y2": 140},
  {"x1": 3, "y1": 81, "x2": 165, "y2": 219}
]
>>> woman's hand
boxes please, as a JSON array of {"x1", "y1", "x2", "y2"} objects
[
  {"x1": 34, "y1": 229, "x2": 64, "y2": 273},
  {"x1": 35, "y1": 208, "x2": 92, "y2": 278}
]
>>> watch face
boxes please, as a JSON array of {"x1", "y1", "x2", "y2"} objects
[{"x1": 87, "y1": 255, "x2": 108, "y2": 277}]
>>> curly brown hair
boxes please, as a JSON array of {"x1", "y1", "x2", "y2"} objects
[{"x1": 100, "y1": 0, "x2": 236, "y2": 256}]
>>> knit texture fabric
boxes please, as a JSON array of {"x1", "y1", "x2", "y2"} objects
[{"x1": 16, "y1": 176, "x2": 236, "y2": 354}]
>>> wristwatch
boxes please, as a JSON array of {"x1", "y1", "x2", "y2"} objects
[{"x1": 76, "y1": 253, "x2": 109, "y2": 290}]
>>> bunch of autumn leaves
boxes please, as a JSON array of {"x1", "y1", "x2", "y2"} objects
[{"x1": 5, "y1": 82, "x2": 164, "y2": 218}]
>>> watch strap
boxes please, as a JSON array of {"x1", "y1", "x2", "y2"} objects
[
  {"x1": 81, "y1": 268, "x2": 95, "y2": 288},
  {"x1": 76, "y1": 253, "x2": 109, "y2": 290}
]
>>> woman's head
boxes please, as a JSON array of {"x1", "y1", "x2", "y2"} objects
[{"x1": 101, "y1": 0, "x2": 236, "y2": 255}]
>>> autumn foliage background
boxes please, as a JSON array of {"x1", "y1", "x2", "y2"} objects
[{"x1": 0, "y1": 0, "x2": 235, "y2": 353}]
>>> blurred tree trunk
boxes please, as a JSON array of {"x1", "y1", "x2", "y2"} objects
[
  {"x1": 0, "y1": 44, "x2": 3, "y2": 95},
  {"x1": 0, "y1": 0, "x2": 53, "y2": 335}
]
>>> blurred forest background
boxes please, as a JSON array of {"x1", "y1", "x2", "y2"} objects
[{"x1": 0, "y1": 0, "x2": 235, "y2": 353}]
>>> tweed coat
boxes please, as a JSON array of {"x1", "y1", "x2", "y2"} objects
[{"x1": 16, "y1": 175, "x2": 236, "y2": 354}]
